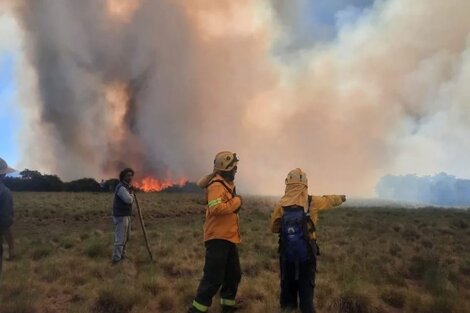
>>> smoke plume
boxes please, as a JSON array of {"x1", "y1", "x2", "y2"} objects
[
  {"x1": 377, "y1": 173, "x2": 470, "y2": 206},
  {"x1": 6, "y1": 0, "x2": 470, "y2": 195}
]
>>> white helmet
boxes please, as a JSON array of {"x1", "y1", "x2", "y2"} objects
[
  {"x1": 285, "y1": 168, "x2": 308, "y2": 186},
  {"x1": 213, "y1": 151, "x2": 239, "y2": 172}
]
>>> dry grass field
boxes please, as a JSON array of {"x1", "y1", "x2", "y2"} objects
[{"x1": 1, "y1": 192, "x2": 470, "y2": 313}]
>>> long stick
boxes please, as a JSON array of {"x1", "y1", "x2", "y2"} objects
[{"x1": 134, "y1": 193, "x2": 154, "y2": 261}]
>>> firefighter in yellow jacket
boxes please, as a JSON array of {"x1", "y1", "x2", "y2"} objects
[
  {"x1": 188, "y1": 151, "x2": 242, "y2": 313},
  {"x1": 270, "y1": 168, "x2": 346, "y2": 313}
]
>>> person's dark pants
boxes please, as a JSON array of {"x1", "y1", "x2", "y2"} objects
[
  {"x1": 0, "y1": 231, "x2": 3, "y2": 276},
  {"x1": 191, "y1": 239, "x2": 242, "y2": 312},
  {"x1": 280, "y1": 255, "x2": 317, "y2": 313},
  {"x1": 0, "y1": 227, "x2": 6, "y2": 276}
]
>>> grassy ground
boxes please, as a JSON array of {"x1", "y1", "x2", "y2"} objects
[{"x1": 1, "y1": 192, "x2": 469, "y2": 313}]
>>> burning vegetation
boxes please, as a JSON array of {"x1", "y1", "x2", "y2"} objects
[
  {"x1": 134, "y1": 176, "x2": 188, "y2": 192},
  {"x1": 2, "y1": 169, "x2": 193, "y2": 193}
]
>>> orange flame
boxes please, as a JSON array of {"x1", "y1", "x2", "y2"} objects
[{"x1": 135, "y1": 176, "x2": 187, "y2": 192}]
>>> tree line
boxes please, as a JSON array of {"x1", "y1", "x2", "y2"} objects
[
  {"x1": 3, "y1": 169, "x2": 118, "y2": 192},
  {"x1": 376, "y1": 172, "x2": 470, "y2": 206},
  {"x1": 3, "y1": 169, "x2": 200, "y2": 193}
]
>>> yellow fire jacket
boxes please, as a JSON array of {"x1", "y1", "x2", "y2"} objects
[
  {"x1": 270, "y1": 195, "x2": 345, "y2": 240},
  {"x1": 203, "y1": 175, "x2": 242, "y2": 244}
]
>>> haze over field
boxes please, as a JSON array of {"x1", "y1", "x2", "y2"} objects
[{"x1": 1, "y1": 0, "x2": 470, "y2": 196}]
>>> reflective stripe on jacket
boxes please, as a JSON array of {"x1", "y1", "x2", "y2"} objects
[{"x1": 203, "y1": 175, "x2": 242, "y2": 244}]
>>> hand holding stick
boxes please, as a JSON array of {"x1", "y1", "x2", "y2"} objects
[{"x1": 134, "y1": 193, "x2": 154, "y2": 262}]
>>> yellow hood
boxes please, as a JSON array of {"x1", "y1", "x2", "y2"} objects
[{"x1": 279, "y1": 183, "x2": 309, "y2": 209}]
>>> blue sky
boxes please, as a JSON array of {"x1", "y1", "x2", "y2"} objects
[
  {"x1": 0, "y1": 52, "x2": 20, "y2": 168},
  {"x1": 272, "y1": 0, "x2": 373, "y2": 54}
]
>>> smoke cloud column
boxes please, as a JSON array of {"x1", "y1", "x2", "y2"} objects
[
  {"x1": 377, "y1": 173, "x2": 470, "y2": 206},
  {"x1": 7, "y1": 0, "x2": 470, "y2": 196}
]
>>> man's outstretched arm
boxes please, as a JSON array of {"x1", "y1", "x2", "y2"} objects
[{"x1": 311, "y1": 195, "x2": 346, "y2": 212}]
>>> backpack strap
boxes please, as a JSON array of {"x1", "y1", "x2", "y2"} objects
[
  {"x1": 305, "y1": 195, "x2": 320, "y2": 256},
  {"x1": 306, "y1": 195, "x2": 313, "y2": 213},
  {"x1": 305, "y1": 195, "x2": 316, "y2": 232},
  {"x1": 207, "y1": 179, "x2": 236, "y2": 197}
]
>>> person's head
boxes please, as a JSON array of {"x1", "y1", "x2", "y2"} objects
[
  {"x1": 220, "y1": 166, "x2": 238, "y2": 182},
  {"x1": 119, "y1": 168, "x2": 134, "y2": 185},
  {"x1": 214, "y1": 151, "x2": 239, "y2": 182},
  {"x1": 0, "y1": 158, "x2": 15, "y2": 181},
  {"x1": 285, "y1": 168, "x2": 308, "y2": 187},
  {"x1": 279, "y1": 168, "x2": 309, "y2": 208}
]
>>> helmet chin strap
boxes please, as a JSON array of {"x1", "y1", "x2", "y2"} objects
[
  {"x1": 305, "y1": 190, "x2": 310, "y2": 213},
  {"x1": 220, "y1": 169, "x2": 236, "y2": 182}
]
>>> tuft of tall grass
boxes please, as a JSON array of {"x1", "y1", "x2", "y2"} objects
[
  {"x1": 156, "y1": 291, "x2": 176, "y2": 311},
  {"x1": 329, "y1": 289, "x2": 373, "y2": 313},
  {"x1": 85, "y1": 239, "x2": 109, "y2": 258},
  {"x1": 31, "y1": 245, "x2": 52, "y2": 260},
  {"x1": 408, "y1": 253, "x2": 440, "y2": 280},
  {"x1": 379, "y1": 287, "x2": 405, "y2": 308},
  {"x1": 0, "y1": 280, "x2": 37, "y2": 313},
  {"x1": 92, "y1": 285, "x2": 141, "y2": 313}
]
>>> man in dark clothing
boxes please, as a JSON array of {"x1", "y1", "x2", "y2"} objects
[
  {"x1": 0, "y1": 158, "x2": 15, "y2": 276},
  {"x1": 111, "y1": 168, "x2": 134, "y2": 264}
]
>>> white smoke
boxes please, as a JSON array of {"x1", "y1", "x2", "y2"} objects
[{"x1": 4, "y1": 0, "x2": 470, "y2": 196}]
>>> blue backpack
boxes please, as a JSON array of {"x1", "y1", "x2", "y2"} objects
[{"x1": 280, "y1": 197, "x2": 313, "y2": 263}]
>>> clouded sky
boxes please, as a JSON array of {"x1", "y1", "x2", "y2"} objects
[
  {"x1": 0, "y1": 0, "x2": 374, "y2": 169},
  {"x1": 1, "y1": 0, "x2": 470, "y2": 197}
]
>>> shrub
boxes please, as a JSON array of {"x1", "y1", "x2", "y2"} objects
[
  {"x1": 405, "y1": 292, "x2": 424, "y2": 313},
  {"x1": 402, "y1": 227, "x2": 421, "y2": 241},
  {"x1": 85, "y1": 240, "x2": 108, "y2": 258},
  {"x1": 0, "y1": 298, "x2": 37, "y2": 313},
  {"x1": 408, "y1": 254, "x2": 440, "y2": 280},
  {"x1": 142, "y1": 276, "x2": 163, "y2": 296},
  {"x1": 421, "y1": 296, "x2": 456, "y2": 313},
  {"x1": 388, "y1": 242, "x2": 401, "y2": 256},
  {"x1": 92, "y1": 286, "x2": 141, "y2": 313},
  {"x1": 330, "y1": 289, "x2": 373, "y2": 313},
  {"x1": 451, "y1": 219, "x2": 469, "y2": 229},
  {"x1": 0, "y1": 284, "x2": 37, "y2": 313},
  {"x1": 65, "y1": 178, "x2": 101, "y2": 192},
  {"x1": 242, "y1": 259, "x2": 262, "y2": 277},
  {"x1": 423, "y1": 267, "x2": 448, "y2": 295},
  {"x1": 459, "y1": 261, "x2": 470, "y2": 276},
  {"x1": 380, "y1": 288, "x2": 405, "y2": 308},
  {"x1": 60, "y1": 238, "x2": 75, "y2": 249},
  {"x1": 420, "y1": 239, "x2": 433, "y2": 249},
  {"x1": 157, "y1": 291, "x2": 176, "y2": 311},
  {"x1": 314, "y1": 281, "x2": 336, "y2": 310},
  {"x1": 31, "y1": 245, "x2": 52, "y2": 260},
  {"x1": 37, "y1": 262, "x2": 62, "y2": 283}
]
